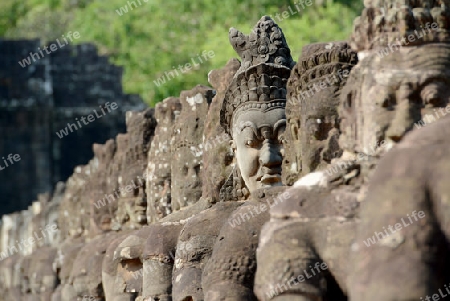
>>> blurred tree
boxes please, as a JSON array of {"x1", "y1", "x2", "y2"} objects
[{"x1": 0, "y1": 0, "x2": 362, "y2": 106}]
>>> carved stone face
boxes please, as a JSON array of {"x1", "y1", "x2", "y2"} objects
[
  {"x1": 114, "y1": 176, "x2": 147, "y2": 230},
  {"x1": 146, "y1": 98, "x2": 181, "y2": 223},
  {"x1": 284, "y1": 93, "x2": 341, "y2": 180},
  {"x1": 148, "y1": 161, "x2": 171, "y2": 213},
  {"x1": 146, "y1": 142, "x2": 172, "y2": 220},
  {"x1": 171, "y1": 146, "x2": 202, "y2": 211},
  {"x1": 340, "y1": 45, "x2": 450, "y2": 154},
  {"x1": 131, "y1": 197, "x2": 147, "y2": 225},
  {"x1": 300, "y1": 96, "x2": 340, "y2": 174},
  {"x1": 124, "y1": 198, "x2": 147, "y2": 227},
  {"x1": 231, "y1": 108, "x2": 285, "y2": 193}
]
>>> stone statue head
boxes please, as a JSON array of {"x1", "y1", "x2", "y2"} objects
[
  {"x1": 284, "y1": 41, "x2": 358, "y2": 182},
  {"x1": 59, "y1": 163, "x2": 92, "y2": 239},
  {"x1": 170, "y1": 86, "x2": 213, "y2": 211},
  {"x1": 201, "y1": 58, "x2": 240, "y2": 202},
  {"x1": 340, "y1": 0, "x2": 450, "y2": 155},
  {"x1": 220, "y1": 16, "x2": 295, "y2": 197},
  {"x1": 90, "y1": 137, "x2": 120, "y2": 234},
  {"x1": 171, "y1": 140, "x2": 203, "y2": 211},
  {"x1": 115, "y1": 109, "x2": 156, "y2": 230},
  {"x1": 146, "y1": 97, "x2": 181, "y2": 223}
]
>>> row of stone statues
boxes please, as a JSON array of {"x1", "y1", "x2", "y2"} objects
[{"x1": 2, "y1": 0, "x2": 450, "y2": 300}]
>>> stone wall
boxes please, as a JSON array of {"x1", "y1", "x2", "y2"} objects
[
  {"x1": 0, "y1": 51, "x2": 244, "y2": 299},
  {"x1": 0, "y1": 39, "x2": 146, "y2": 216}
]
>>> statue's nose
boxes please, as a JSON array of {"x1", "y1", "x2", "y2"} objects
[
  {"x1": 385, "y1": 99, "x2": 418, "y2": 142},
  {"x1": 136, "y1": 196, "x2": 147, "y2": 206},
  {"x1": 259, "y1": 140, "x2": 282, "y2": 168}
]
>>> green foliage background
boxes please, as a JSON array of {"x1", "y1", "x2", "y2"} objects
[{"x1": 0, "y1": 0, "x2": 363, "y2": 107}]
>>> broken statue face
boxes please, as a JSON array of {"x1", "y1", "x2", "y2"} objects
[
  {"x1": 300, "y1": 89, "x2": 341, "y2": 174},
  {"x1": 231, "y1": 107, "x2": 285, "y2": 193},
  {"x1": 171, "y1": 145, "x2": 202, "y2": 211},
  {"x1": 340, "y1": 45, "x2": 450, "y2": 154},
  {"x1": 114, "y1": 177, "x2": 147, "y2": 230},
  {"x1": 123, "y1": 195, "x2": 147, "y2": 228}
]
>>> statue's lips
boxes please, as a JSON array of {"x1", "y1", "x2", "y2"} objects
[
  {"x1": 259, "y1": 174, "x2": 281, "y2": 184},
  {"x1": 134, "y1": 206, "x2": 147, "y2": 213}
]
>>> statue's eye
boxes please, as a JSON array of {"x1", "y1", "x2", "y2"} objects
[
  {"x1": 182, "y1": 166, "x2": 188, "y2": 175},
  {"x1": 245, "y1": 139, "x2": 258, "y2": 147},
  {"x1": 421, "y1": 82, "x2": 450, "y2": 108},
  {"x1": 306, "y1": 117, "x2": 330, "y2": 140},
  {"x1": 306, "y1": 119, "x2": 320, "y2": 136}
]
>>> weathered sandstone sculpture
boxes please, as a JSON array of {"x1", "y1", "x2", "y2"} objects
[
  {"x1": 0, "y1": 183, "x2": 64, "y2": 301},
  {"x1": 256, "y1": 2, "x2": 450, "y2": 297},
  {"x1": 69, "y1": 109, "x2": 156, "y2": 301},
  {"x1": 53, "y1": 142, "x2": 111, "y2": 301},
  {"x1": 171, "y1": 59, "x2": 241, "y2": 301},
  {"x1": 346, "y1": 1, "x2": 450, "y2": 300},
  {"x1": 254, "y1": 41, "x2": 360, "y2": 300},
  {"x1": 90, "y1": 139, "x2": 118, "y2": 235},
  {"x1": 115, "y1": 110, "x2": 156, "y2": 231},
  {"x1": 58, "y1": 163, "x2": 92, "y2": 241},
  {"x1": 28, "y1": 247, "x2": 58, "y2": 301},
  {"x1": 200, "y1": 16, "x2": 293, "y2": 300},
  {"x1": 138, "y1": 86, "x2": 213, "y2": 301},
  {"x1": 6, "y1": 3, "x2": 450, "y2": 300},
  {"x1": 107, "y1": 101, "x2": 182, "y2": 300},
  {"x1": 53, "y1": 238, "x2": 85, "y2": 301},
  {"x1": 64, "y1": 157, "x2": 116, "y2": 301},
  {"x1": 0, "y1": 254, "x2": 22, "y2": 301},
  {"x1": 350, "y1": 114, "x2": 450, "y2": 301},
  {"x1": 283, "y1": 42, "x2": 356, "y2": 183},
  {"x1": 146, "y1": 97, "x2": 181, "y2": 223},
  {"x1": 201, "y1": 58, "x2": 240, "y2": 202},
  {"x1": 108, "y1": 86, "x2": 213, "y2": 301},
  {"x1": 170, "y1": 85, "x2": 213, "y2": 211},
  {"x1": 102, "y1": 100, "x2": 181, "y2": 301}
]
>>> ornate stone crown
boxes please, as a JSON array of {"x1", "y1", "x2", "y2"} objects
[
  {"x1": 351, "y1": 0, "x2": 450, "y2": 52},
  {"x1": 287, "y1": 41, "x2": 358, "y2": 114},
  {"x1": 294, "y1": 42, "x2": 357, "y2": 93},
  {"x1": 220, "y1": 16, "x2": 295, "y2": 134}
]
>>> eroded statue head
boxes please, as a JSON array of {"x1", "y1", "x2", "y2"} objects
[
  {"x1": 285, "y1": 41, "x2": 358, "y2": 181},
  {"x1": 340, "y1": 0, "x2": 450, "y2": 155}
]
